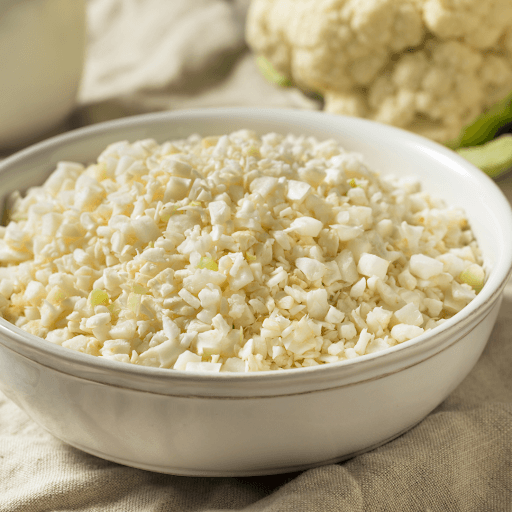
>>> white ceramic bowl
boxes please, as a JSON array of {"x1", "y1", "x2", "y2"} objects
[{"x1": 0, "y1": 108, "x2": 511, "y2": 477}]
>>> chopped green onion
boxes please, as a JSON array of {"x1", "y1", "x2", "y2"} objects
[
  {"x1": 107, "y1": 302, "x2": 120, "y2": 315},
  {"x1": 246, "y1": 252, "x2": 257, "y2": 262},
  {"x1": 90, "y1": 289, "x2": 109, "y2": 306},
  {"x1": 10, "y1": 214, "x2": 27, "y2": 222},
  {"x1": 132, "y1": 283, "x2": 149, "y2": 295},
  {"x1": 127, "y1": 293, "x2": 141, "y2": 314},
  {"x1": 47, "y1": 288, "x2": 67, "y2": 303},
  {"x1": 160, "y1": 204, "x2": 183, "y2": 222},
  {"x1": 459, "y1": 264, "x2": 485, "y2": 293},
  {"x1": 96, "y1": 163, "x2": 108, "y2": 181},
  {"x1": 197, "y1": 256, "x2": 218, "y2": 271},
  {"x1": 201, "y1": 348, "x2": 216, "y2": 358},
  {"x1": 247, "y1": 146, "x2": 261, "y2": 158}
]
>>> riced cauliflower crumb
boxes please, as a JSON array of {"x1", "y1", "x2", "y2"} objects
[{"x1": 0, "y1": 131, "x2": 485, "y2": 372}]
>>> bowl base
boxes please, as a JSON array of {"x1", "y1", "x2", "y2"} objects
[{"x1": 49, "y1": 419, "x2": 423, "y2": 477}]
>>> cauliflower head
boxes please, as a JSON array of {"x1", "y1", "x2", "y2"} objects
[{"x1": 246, "y1": 0, "x2": 512, "y2": 142}]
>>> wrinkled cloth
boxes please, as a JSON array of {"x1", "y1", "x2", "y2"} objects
[
  {"x1": 0, "y1": 1, "x2": 511, "y2": 511},
  {"x1": 75, "y1": 0, "x2": 318, "y2": 126}
]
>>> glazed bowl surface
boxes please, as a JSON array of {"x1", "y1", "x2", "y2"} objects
[{"x1": 0, "y1": 108, "x2": 511, "y2": 476}]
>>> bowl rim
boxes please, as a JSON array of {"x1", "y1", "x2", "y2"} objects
[{"x1": 0, "y1": 107, "x2": 511, "y2": 387}]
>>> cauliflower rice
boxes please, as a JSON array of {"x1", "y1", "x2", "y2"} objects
[{"x1": 0, "y1": 131, "x2": 485, "y2": 372}]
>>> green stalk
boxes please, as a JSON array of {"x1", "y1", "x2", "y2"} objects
[
  {"x1": 456, "y1": 135, "x2": 512, "y2": 179},
  {"x1": 446, "y1": 92, "x2": 512, "y2": 179},
  {"x1": 447, "y1": 92, "x2": 512, "y2": 150},
  {"x1": 256, "y1": 56, "x2": 292, "y2": 87}
]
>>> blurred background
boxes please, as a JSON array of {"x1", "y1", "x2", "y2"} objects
[
  {"x1": 2, "y1": 0, "x2": 512, "y2": 170},
  {"x1": 76, "y1": 0, "x2": 320, "y2": 123},
  {"x1": 0, "y1": 0, "x2": 317, "y2": 155}
]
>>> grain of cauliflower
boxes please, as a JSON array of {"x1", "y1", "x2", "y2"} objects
[
  {"x1": 246, "y1": 0, "x2": 512, "y2": 143},
  {"x1": 0, "y1": 131, "x2": 484, "y2": 372}
]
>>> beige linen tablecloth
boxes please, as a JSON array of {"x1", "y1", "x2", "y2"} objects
[{"x1": 1, "y1": 1, "x2": 511, "y2": 510}]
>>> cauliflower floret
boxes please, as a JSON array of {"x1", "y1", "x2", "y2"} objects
[
  {"x1": 394, "y1": 303, "x2": 424, "y2": 327},
  {"x1": 185, "y1": 362, "x2": 222, "y2": 372},
  {"x1": 196, "y1": 318, "x2": 230, "y2": 357},
  {"x1": 173, "y1": 350, "x2": 202, "y2": 371},
  {"x1": 247, "y1": 0, "x2": 424, "y2": 90},
  {"x1": 208, "y1": 200, "x2": 231, "y2": 225},
  {"x1": 325, "y1": 305, "x2": 345, "y2": 324},
  {"x1": 423, "y1": 0, "x2": 512, "y2": 50},
  {"x1": 286, "y1": 179, "x2": 311, "y2": 203},
  {"x1": 357, "y1": 253, "x2": 389, "y2": 280},
  {"x1": 350, "y1": 277, "x2": 366, "y2": 299},
  {"x1": 247, "y1": 0, "x2": 512, "y2": 142},
  {"x1": 295, "y1": 257, "x2": 326, "y2": 281},
  {"x1": 137, "y1": 336, "x2": 184, "y2": 368},
  {"x1": 183, "y1": 269, "x2": 226, "y2": 295},
  {"x1": 391, "y1": 324, "x2": 425, "y2": 343},
  {"x1": 409, "y1": 254, "x2": 444, "y2": 280},
  {"x1": 23, "y1": 281, "x2": 46, "y2": 307},
  {"x1": 354, "y1": 328, "x2": 374, "y2": 355},
  {"x1": 286, "y1": 216, "x2": 323, "y2": 237},
  {"x1": 339, "y1": 321, "x2": 357, "y2": 340},
  {"x1": 306, "y1": 289, "x2": 329, "y2": 320}
]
